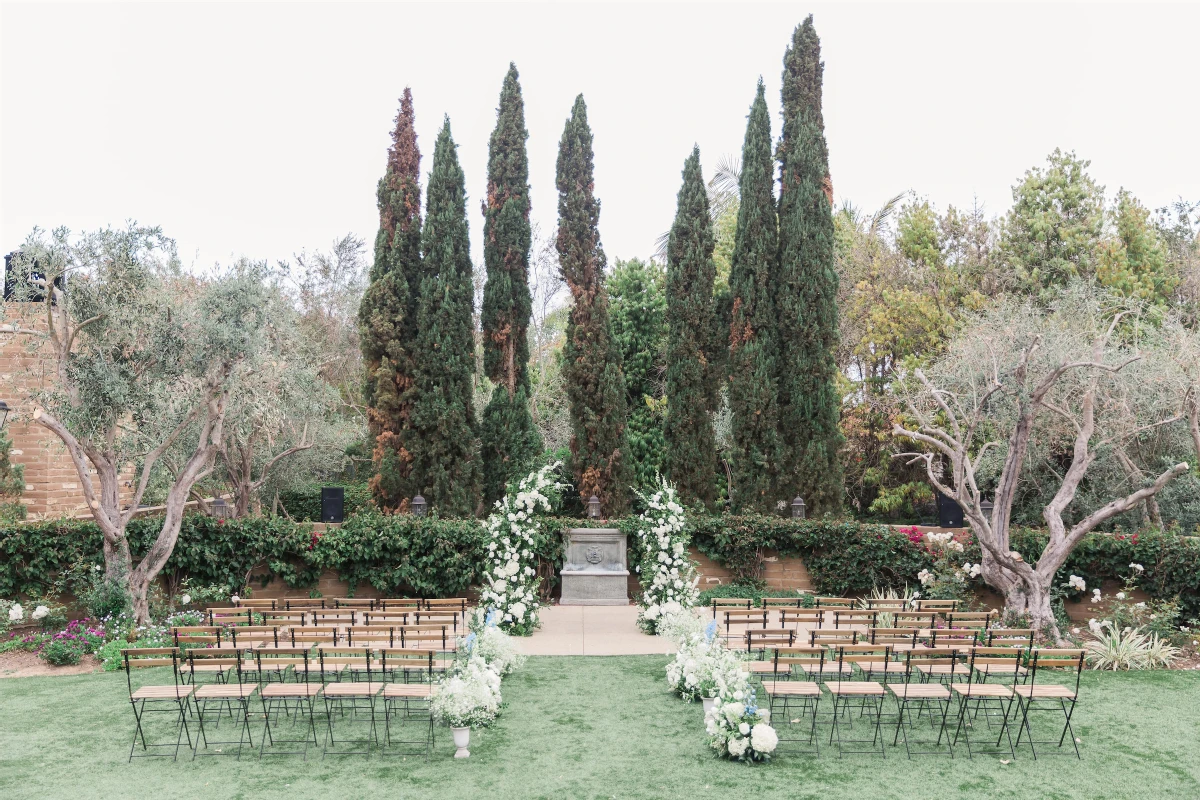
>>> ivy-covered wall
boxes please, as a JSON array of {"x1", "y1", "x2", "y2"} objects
[{"x1": 2, "y1": 514, "x2": 1197, "y2": 618}]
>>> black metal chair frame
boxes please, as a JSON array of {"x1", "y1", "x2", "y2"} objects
[
  {"x1": 256, "y1": 648, "x2": 321, "y2": 760},
  {"x1": 1013, "y1": 649, "x2": 1085, "y2": 760},
  {"x1": 189, "y1": 647, "x2": 257, "y2": 760},
  {"x1": 123, "y1": 648, "x2": 193, "y2": 763},
  {"x1": 890, "y1": 651, "x2": 956, "y2": 758},
  {"x1": 319, "y1": 647, "x2": 381, "y2": 759},
  {"x1": 378, "y1": 649, "x2": 436, "y2": 760}
]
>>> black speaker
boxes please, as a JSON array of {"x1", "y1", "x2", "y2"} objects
[
  {"x1": 321, "y1": 487, "x2": 345, "y2": 523},
  {"x1": 936, "y1": 492, "x2": 964, "y2": 529}
]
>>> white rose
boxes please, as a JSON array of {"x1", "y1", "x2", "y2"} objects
[
  {"x1": 31, "y1": 605, "x2": 49, "y2": 621},
  {"x1": 180, "y1": 594, "x2": 191, "y2": 605},
  {"x1": 8, "y1": 604, "x2": 23, "y2": 622},
  {"x1": 738, "y1": 722, "x2": 751, "y2": 735}
]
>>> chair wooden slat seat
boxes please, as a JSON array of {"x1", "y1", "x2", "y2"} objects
[
  {"x1": 131, "y1": 685, "x2": 193, "y2": 700},
  {"x1": 382, "y1": 683, "x2": 434, "y2": 698},
  {"x1": 322, "y1": 682, "x2": 384, "y2": 697},
  {"x1": 950, "y1": 682, "x2": 1012, "y2": 697},
  {"x1": 194, "y1": 683, "x2": 257, "y2": 699},
  {"x1": 890, "y1": 682, "x2": 950, "y2": 699},
  {"x1": 761, "y1": 680, "x2": 820, "y2": 696},
  {"x1": 1013, "y1": 684, "x2": 1076, "y2": 699},
  {"x1": 915, "y1": 663, "x2": 972, "y2": 676},
  {"x1": 825, "y1": 681, "x2": 885, "y2": 696},
  {"x1": 261, "y1": 682, "x2": 323, "y2": 697}
]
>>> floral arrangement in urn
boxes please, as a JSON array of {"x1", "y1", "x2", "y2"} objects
[
  {"x1": 431, "y1": 654, "x2": 503, "y2": 729},
  {"x1": 705, "y1": 687, "x2": 778, "y2": 763},
  {"x1": 634, "y1": 478, "x2": 700, "y2": 634},
  {"x1": 461, "y1": 608, "x2": 527, "y2": 677},
  {"x1": 480, "y1": 461, "x2": 566, "y2": 635}
]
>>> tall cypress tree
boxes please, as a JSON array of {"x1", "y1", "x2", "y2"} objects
[
  {"x1": 480, "y1": 64, "x2": 541, "y2": 504},
  {"x1": 359, "y1": 88, "x2": 423, "y2": 512},
  {"x1": 664, "y1": 147, "x2": 717, "y2": 507},
  {"x1": 408, "y1": 118, "x2": 480, "y2": 516},
  {"x1": 728, "y1": 81, "x2": 783, "y2": 512},
  {"x1": 777, "y1": 16, "x2": 844, "y2": 514},
  {"x1": 555, "y1": 95, "x2": 630, "y2": 515}
]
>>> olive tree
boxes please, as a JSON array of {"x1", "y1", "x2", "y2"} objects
[
  {"x1": 893, "y1": 286, "x2": 1189, "y2": 638},
  {"x1": 8, "y1": 225, "x2": 267, "y2": 622}
]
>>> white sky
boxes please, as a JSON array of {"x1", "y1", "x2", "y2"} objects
[{"x1": 3, "y1": 1, "x2": 1198, "y2": 271}]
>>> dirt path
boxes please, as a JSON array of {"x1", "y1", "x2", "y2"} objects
[{"x1": 0, "y1": 651, "x2": 100, "y2": 678}]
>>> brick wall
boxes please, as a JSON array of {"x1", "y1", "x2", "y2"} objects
[{"x1": 1, "y1": 304, "x2": 131, "y2": 518}]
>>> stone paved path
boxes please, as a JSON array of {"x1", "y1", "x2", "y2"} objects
[{"x1": 516, "y1": 604, "x2": 680, "y2": 656}]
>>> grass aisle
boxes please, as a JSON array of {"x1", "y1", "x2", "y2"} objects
[{"x1": 1, "y1": 657, "x2": 1199, "y2": 799}]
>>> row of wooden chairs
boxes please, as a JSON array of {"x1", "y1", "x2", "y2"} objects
[
  {"x1": 206, "y1": 607, "x2": 465, "y2": 631},
  {"x1": 172, "y1": 624, "x2": 458, "y2": 666},
  {"x1": 710, "y1": 597, "x2": 963, "y2": 615},
  {"x1": 715, "y1": 608, "x2": 998, "y2": 641},
  {"x1": 738, "y1": 626, "x2": 1035, "y2": 657},
  {"x1": 752, "y1": 644, "x2": 1084, "y2": 759},
  {"x1": 232, "y1": 597, "x2": 470, "y2": 613},
  {"x1": 122, "y1": 644, "x2": 446, "y2": 762}
]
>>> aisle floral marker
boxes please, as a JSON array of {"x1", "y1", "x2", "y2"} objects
[{"x1": 634, "y1": 477, "x2": 700, "y2": 634}]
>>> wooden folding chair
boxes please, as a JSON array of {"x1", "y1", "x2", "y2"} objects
[
  {"x1": 826, "y1": 645, "x2": 892, "y2": 757},
  {"x1": 188, "y1": 648, "x2": 257, "y2": 760},
  {"x1": 424, "y1": 598, "x2": 469, "y2": 614},
  {"x1": 362, "y1": 610, "x2": 410, "y2": 627},
  {"x1": 814, "y1": 597, "x2": 855, "y2": 609},
  {"x1": 227, "y1": 625, "x2": 279, "y2": 650},
  {"x1": 929, "y1": 629, "x2": 982, "y2": 660},
  {"x1": 894, "y1": 611, "x2": 938, "y2": 630},
  {"x1": 868, "y1": 627, "x2": 921, "y2": 653},
  {"x1": 399, "y1": 625, "x2": 453, "y2": 654},
  {"x1": 312, "y1": 610, "x2": 358, "y2": 628},
  {"x1": 889, "y1": 650, "x2": 956, "y2": 758},
  {"x1": 722, "y1": 608, "x2": 768, "y2": 642},
  {"x1": 411, "y1": 610, "x2": 462, "y2": 634},
  {"x1": 779, "y1": 608, "x2": 824, "y2": 632},
  {"x1": 832, "y1": 609, "x2": 878, "y2": 631},
  {"x1": 1012, "y1": 649, "x2": 1085, "y2": 759},
  {"x1": 261, "y1": 610, "x2": 308, "y2": 629},
  {"x1": 256, "y1": 647, "x2": 321, "y2": 760},
  {"x1": 285, "y1": 598, "x2": 326, "y2": 611},
  {"x1": 863, "y1": 598, "x2": 907, "y2": 612},
  {"x1": 762, "y1": 596, "x2": 806, "y2": 610},
  {"x1": 709, "y1": 597, "x2": 752, "y2": 618},
  {"x1": 122, "y1": 648, "x2": 193, "y2": 762},
  {"x1": 743, "y1": 629, "x2": 796, "y2": 680},
  {"x1": 378, "y1": 598, "x2": 422, "y2": 612},
  {"x1": 289, "y1": 627, "x2": 340, "y2": 649},
  {"x1": 378, "y1": 649, "x2": 435, "y2": 759},
  {"x1": 950, "y1": 646, "x2": 1023, "y2": 760},
  {"x1": 805, "y1": 630, "x2": 857, "y2": 680},
  {"x1": 986, "y1": 628, "x2": 1035, "y2": 649},
  {"x1": 208, "y1": 608, "x2": 253, "y2": 627},
  {"x1": 172, "y1": 627, "x2": 227, "y2": 684},
  {"x1": 947, "y1": 611, "x2": 998, "y2": 630},
  {"x1": 334, "y1": 598, "x2": 376, "y2": 610},
  {"x1": 914, "y1": 599, "x2": 960, "y2": 614},
  {"x1": 346, "y1": 626, "x2": 396, "y2": 648},
  {"x1": 233, "y1": 598, "x2": 276, "y2": 611},
  {"x1": 318, "y1": 647, "x2": 382, "y2": 758},
  {"x1": 761, "y1": 647, "x2": 824, "y2": 754}
]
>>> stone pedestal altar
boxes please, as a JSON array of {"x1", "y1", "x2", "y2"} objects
[{"x1": 559, "y1": 528, "x2": 630, "y2": 605}]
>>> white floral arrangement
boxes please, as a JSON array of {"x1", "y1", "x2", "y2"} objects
[
  {"x1": 705, "y1": 687, "x2": 778, "y2": 763},
  {"x1": 634, "y1": 478, "x2": 700, "y2": 634},
  {"x1": 431, "y1": 654, "x2": 503, "y2": 729},
  {"x1": 657, "y1": 606, "x2": 705, "y2": 643},
  {"x1": 666, "y1": 622, "x2": 749, "y2": 702},
  {"x1": 480, "y1": 461, "x2": 565, "y2": 636},
  {"x1": 461, "y1": 608, "x2": 527, "y2": 677}
]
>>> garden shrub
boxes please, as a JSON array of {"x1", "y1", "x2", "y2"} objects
[{"x1": 277, "y1": 482, "x2": 372, "y2": 522}]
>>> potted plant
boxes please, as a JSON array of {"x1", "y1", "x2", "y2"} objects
[{"x1": 430, "y1": 656, "x2": 501, "y2": 758}]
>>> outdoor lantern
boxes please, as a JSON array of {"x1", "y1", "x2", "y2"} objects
[
  {"x1": 412, "y1": 494, "x2": 427, "y2": 517},
  {"x1": 791, "y1": 496, "x2": 806, "y2": 519},
  {"x1": 587, "y1": 495, "x2": 601, "y2": 520},
  {"x1": 211, "y1": 498, "x2": 232, "y2": 520},
  {"x1": 979, "y1": 497, "x2": 995, "y2": 517},
  {"x1": 0, "y1": 400, "x2": 8, "y2": 429}
]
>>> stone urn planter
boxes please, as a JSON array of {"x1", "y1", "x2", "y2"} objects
[
  {"x1": 452, "y1": 726, "x2": 471, "y2": 759},
  {"x1": 702, "y1": 697, "x2": 717, "y2": 715}
]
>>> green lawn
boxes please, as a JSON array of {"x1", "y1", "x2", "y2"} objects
[{"x1": 1, "y1": 657, "x2": 1198, "y2": 799}]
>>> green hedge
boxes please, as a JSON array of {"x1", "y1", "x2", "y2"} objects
[
  {"x1": 277, "y1": 483, "x2": 373, "y2": 522},
  {"x1": 2, "y1": 512, "x2": 1198, "y2": 618}
]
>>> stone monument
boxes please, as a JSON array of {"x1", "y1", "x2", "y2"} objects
[{"x1": 559, "y1": 528, "x2": 629, "y2": 605}]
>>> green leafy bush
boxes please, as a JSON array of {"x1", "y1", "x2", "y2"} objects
[{"x1": 277, "y1": 483, "x2": 372, "y2": 522}]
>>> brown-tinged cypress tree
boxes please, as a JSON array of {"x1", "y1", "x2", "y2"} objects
[
  {"x1": 359, "y1": 88, "x2": 423, "y2": 512},
  {"x1": 555, "y1": 95, "x2": 630, "y2": 514},
  {"x1": 664, "y1": 146, "x2": 717, "y2": 507},
  {"x1": 480, "y1": 64, "x2": 541, "y2": 504}
]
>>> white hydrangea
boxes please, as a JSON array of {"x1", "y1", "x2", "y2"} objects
[
  {"x1": 727, "y1": 737, "x2": 748, "y2": 757},
  {"x1": 1067, "y1": 575, "x2": 1086, "y2": 592},
  {"x1": 750, "y1": 724, "x2": 778, "y2": 754},
  {"x1": 31, "y1": 605, "x2": 49, "y2": 621},
  {"x1": 8, "y1": 603, "x2": 23, "y2": 622}
]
